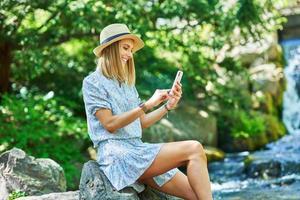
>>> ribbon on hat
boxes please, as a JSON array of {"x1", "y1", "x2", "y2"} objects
[{"x1": 101, "y1": 32, "x2": 130, "y2": 45}]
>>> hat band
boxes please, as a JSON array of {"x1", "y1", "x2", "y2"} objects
[{"x1": 100, "y1": 32, "x2": 130, "y2": 45}]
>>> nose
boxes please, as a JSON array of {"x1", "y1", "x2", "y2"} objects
[{"x1": 127, "y1": 51, "x2": 132, "y2": 59}]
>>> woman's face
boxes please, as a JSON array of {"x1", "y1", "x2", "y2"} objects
[{"x1": 119, "y1": 39, "x2": 134, "y2": 67}]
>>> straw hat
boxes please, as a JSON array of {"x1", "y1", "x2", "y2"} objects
[{"x1": 93, "y1": 23, "x2": 144, "y2": 57}]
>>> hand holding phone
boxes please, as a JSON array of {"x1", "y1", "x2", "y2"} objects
[{"x1": 169, "y1": 70, "x2": 183, "y2": 96}]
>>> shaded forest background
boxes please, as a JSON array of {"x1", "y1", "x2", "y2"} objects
[{"x1": 0, "y1": 0, "x2": 289, "y2": 189}]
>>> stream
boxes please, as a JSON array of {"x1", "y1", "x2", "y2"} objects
[{"x1": 210, "y1": 40, "x2": 300, "y2": 199}]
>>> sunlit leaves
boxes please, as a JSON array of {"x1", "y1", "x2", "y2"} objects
[{"x1": 0, "y1": 92, "x2": 88, "y2": 188}]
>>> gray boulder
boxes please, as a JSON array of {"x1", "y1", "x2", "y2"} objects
[
  {"x1": 138, "y1": 187, "x2": 182, "y2": 200},
  {"x1": 249, "y1": 63, "x2": 284, "y2": 95},
  {"x1": 79, "y1": 161, "x2": 139, "y2": 200},
  {"x1": 228, "y1": 34, "x2": 280, "y2": 67},
  {"x1": 16, "y1": 187, "x2": 183, "y2": 200},
  {"x1": 143, "y1": 102, "x2": 217, "y2": 146},
  {"x1": 245, "y1": 133, "x2": 300, "y2": 179},
  {"x1": 0, "y1": 148, "x2": 66, "y2": 200},
  {"x1": 79, "y1": 160, "x2": 182, "y2": 200},
  {"x1": 16, "y1": 191, "x2": 79, "y2": 200}
]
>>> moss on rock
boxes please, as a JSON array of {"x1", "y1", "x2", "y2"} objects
[{"x1": 204, "y1": 146, "x2": 225, "y2": 162}]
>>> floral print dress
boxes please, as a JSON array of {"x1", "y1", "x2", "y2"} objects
[{"x1": 82, "y1": 67, "x2": 179, "y2": 192}]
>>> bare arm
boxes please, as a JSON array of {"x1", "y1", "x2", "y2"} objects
[
  {"x1": 140, "y1": 104, "x2": 169, "y2": 129},
  {"x1": 95, "y1": 106, "x2": 145, "y2": 133},
  {"x1": 95, "y1": 89, "x2": 170, "y2": 133},
  {"x1": 95, "y1": 82, "x2": 182, "y2": 133},
  {"x1": 140, "y1": 82, "x2": 182, "y2": 129}
]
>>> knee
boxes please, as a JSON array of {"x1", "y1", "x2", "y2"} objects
[
  {"x1": 185, "y1": 189, "x2": 198, "y2": 200},
  {"x1": 187, "y1": 140, "x2": 207, "y2": 162}
]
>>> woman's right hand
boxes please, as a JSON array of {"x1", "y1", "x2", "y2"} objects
[{"x1": 145, "y1": 89, "x2": 170, "y2": 109}]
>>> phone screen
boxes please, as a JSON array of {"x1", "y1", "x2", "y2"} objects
[{"x1": 170, "y1": 70, "x2": 183, "y2": 95}]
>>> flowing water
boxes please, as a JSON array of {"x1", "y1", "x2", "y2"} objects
[
  {"x1": 282, "y1": 39, "x2": 300, "y2": 135},
  {"x1": 210, "y1": 40, "x2": 300, "y2": 199}
]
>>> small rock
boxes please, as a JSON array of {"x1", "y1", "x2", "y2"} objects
[{"x1": 204, "y1": 146, "x2": 225, "y2": 162}]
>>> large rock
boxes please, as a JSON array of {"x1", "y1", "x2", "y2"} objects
[
  {"x1": 79, "y1": 161, "x2": 139, "y2": 200},
  {"x1": 5, "y1": 153, "x2": 182, "y2": 200},
  {"x1": 0, "y1": 148, "x2": 66, "y2": 200},
  {"x1": 138, "y1": 186, "x2": 182, "y2": 200},
  {"x1": 249, "y1": 63, "x2": 284, "y2": 96},
  {"x1": 16, "y1": 191, "x2": 79, "y2": 200},
  {"x1": 228, "y1": 33, "x2": 281, "y2": 67},
  {"x1": 245, "y1": 133, "x2": 300, "y2": 179},
  {"x1": 249, "y1": 63, "x2": 285, "y2": 118},
  {"x1": 17, "y1": 187, "x2": 183, "y2": 200},
  {"x1": 210, "y1": 133, "x2": 300, "y2": 199},
  {"x1": 143, "y1": 102, "x2": 217, "y2": 146},
  {"x1": 79, "y1": 160, "x2": 181, "y2": 200}
]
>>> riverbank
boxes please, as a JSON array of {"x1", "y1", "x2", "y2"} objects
[{"x1": 210, "y1": 132, "x2": 300, "y2": 199}]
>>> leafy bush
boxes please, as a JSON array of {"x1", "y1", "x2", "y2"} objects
[
  {"x1": 8, "y1": 191, "x2": 26, "y2": 200},
  {"x1": 218, "y1": 109, "x2": 266, "y2": 144},
  {"x1": 0, "y1": 91, "x2": 88, "y2": 189},
  {"x1": 217, "y1": 108, "x2": 269, "y2": 151},
  {"x1": 264, "y1": 114, "x2": 286, "y2": 140},
  {"x1": 230, "y1": 110, "x2": 266, "y2": 139}
]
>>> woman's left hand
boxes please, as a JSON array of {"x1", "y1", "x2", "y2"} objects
[{"x1": 166, "y1": 81, "x2": 182, "y2": 110}]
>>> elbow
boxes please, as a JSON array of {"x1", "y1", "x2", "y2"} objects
[
  {"x1": 141, "y1": 122, "x2": 149, "y2": 129},
  {"x1": 141, "y1": 124, "x2": 146, "y2": 129},
  {"x1": 103, "y1": 122, "x2": 117, "y2": 134}
]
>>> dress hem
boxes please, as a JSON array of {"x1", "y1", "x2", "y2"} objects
[{"x1": 110, "y1": 142, "x2": 164, "y2": 191}]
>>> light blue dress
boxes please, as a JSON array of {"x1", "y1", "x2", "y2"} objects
[{"x1": 82, "y1": 67, "x2": 179, "y2": 192}]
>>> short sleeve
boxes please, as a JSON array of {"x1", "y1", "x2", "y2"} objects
[
  {"x1": 133, "y1": 86, "x2": 142, "y2": 105},
  {"x1": 82, "y1": 78, "x2": 112, "y2": 115}
]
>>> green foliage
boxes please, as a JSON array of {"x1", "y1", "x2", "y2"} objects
[
  {"x1": 0, "y1": 0, "x2": 287, "y2": 186},
  {"x1": 1, "y1": 0, "x2": 285, "y2": 102},
  {"x1": 0, "y1": 92, "x2": 88, "y2": 189},
  {"x1": 264, "y1": 114, "x2": 286, "y2": 140},
  {"x1": 218, "y1": 108, "x2": 287, "y2": 151},
  {"x1": 218, "y1": 109, "x2": 266, "y2": 140},
  {"x1": 8, "y1": 191, "x2": 26, "y2": 200},
  {"x1": 231, "y1": 111, "x2": 266, "y2": 139},
  {"x1": 244, "y1": 155, "x2": 254, "y2": 167}
]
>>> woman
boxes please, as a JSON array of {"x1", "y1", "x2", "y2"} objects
[{"x1": 82, "y1": 23, "x2": 212, "y2": 200}]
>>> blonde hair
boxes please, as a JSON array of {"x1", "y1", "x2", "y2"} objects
[{"x1": 97, "y1": 41, "x2": 136, "y2": 86}]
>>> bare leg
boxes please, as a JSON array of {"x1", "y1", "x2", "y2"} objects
[
  {"x1": 141, "y1": 171, "x2": 197, "y2": 200},
  {"x1": 186, "y1": 148, "x2": 212, "y2": 200},
  {"x1": 138, "y1": 140, "x2": 212, "y2": 200}
]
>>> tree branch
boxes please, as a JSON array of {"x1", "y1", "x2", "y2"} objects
[
  {"x1": 46, "y1": 32, "x2": 98, "y2": 47},
  {"x1": 36, "y1": 1, "x2": 70, "y2": 32}
]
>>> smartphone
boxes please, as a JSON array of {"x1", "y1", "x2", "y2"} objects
[{"x1": 170, "y1": 70, "x2": 183, "y2": 95}]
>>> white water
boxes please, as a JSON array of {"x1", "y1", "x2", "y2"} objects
[
  {"x1": 281, "y1": 39, "x2": 300, "y2": 134},
  {"x1": 210, "y1": 40, "x2": 300, "y2": 199}
]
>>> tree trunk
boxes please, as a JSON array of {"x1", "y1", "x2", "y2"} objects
[{"x1": 0, "y1": 42, "x2": 12, "y2": 96}]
